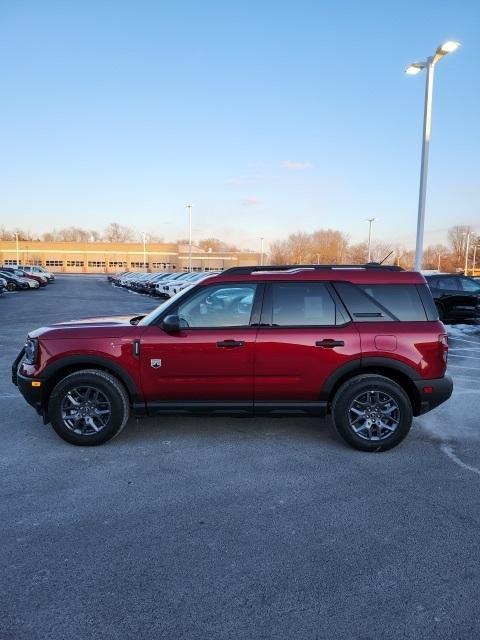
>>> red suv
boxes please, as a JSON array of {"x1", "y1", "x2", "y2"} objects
[{"x1": 13, "y1": 265, "x2": 452, "y2": 451}]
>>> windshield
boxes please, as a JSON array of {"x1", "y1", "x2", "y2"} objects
[{"x1": 138, "y1": 285, "x2": 196, "y2": 326}]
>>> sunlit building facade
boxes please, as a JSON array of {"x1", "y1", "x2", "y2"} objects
[{"x1": 0, "y1": 241, "x2": 260, "y2": 273}]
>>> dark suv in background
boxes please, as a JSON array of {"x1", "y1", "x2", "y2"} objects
[
  {"x1": 425, "y1": 273, "x2": 480, "y2": 321},
  {"x1": 13, "y1": 264, "x2": 452, "y2": 452}
]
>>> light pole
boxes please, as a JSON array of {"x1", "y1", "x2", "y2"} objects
[
  {"x1": 463, "y1": 232, "x2": 471, "y2": 275},
  {"x1": 15, "y1": 232, "x2": 19, "y2": 266},
  {"x1": 186, "y1": 204, "x2": 193, "y2": 272},
  {"x1": 406, "y1": 41, "x2": 460, "y2": 271},
  {"x1": 260, "y1": 237, "x2": 264, "y2": 266},
  {"x1": 366, "y1": 218, "x2": 376, "y2": 263},
  {"x1": 472, "y1": 245, "x2": 479, "y2": 277},
  {"x1": 142, "y1": 232, "x2": 147, "y2": 271},
  {"x1": 437, "y1": 252, "x2": 441, "y2": 271}
]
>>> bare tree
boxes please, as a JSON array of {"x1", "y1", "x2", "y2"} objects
[
  {"x1": 448, "y1": 225, "x2": 472, "y2": 263},
  {"x1": 103, "y1": 222, "x2": 135, "y2": 243},
  {"x1": 348, "y1": 242, "x2": 368, "y2": 264}
]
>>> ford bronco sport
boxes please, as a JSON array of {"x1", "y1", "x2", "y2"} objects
[{"x1": 13, "y1": 264, "x2": 452, "y2": 451}]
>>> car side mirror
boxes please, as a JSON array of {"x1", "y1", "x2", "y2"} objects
[{"x1": 161, "y1": 314, "x2": 181, "y2": 333}]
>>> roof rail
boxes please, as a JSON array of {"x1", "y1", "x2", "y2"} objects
[{"x1": 222, "y1": 263, "x2": 404, "y2": 275}]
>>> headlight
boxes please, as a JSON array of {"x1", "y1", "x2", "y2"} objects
[{"x1": 24, "y1": 338, "x2": 38, "y2": 364}]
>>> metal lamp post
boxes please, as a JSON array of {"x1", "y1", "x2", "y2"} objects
[
  {"x1": 463, "y1": 232, "x2": 471, "y2": 275},
  {"x1": 260, "y1": 237, "x2": 264, "y2": 266},
  {"x1": 142, "y1": 232, "x2": 147, "y2": 271},
  {"x1": 15, "y1": 232, "x2": 19, "y2": 266},
  {"x1": 366, "y1": 218, "x2": 376, "y2": 263},
  {"x1": 406, "y1": 41, "x2": 460, "y2": 272},
  {"x1": 186, "y1": 204, "x2": 193, "y2": 272},
  {"x1": 472, "y1": 245, "x2": 479, "y2": 277}
]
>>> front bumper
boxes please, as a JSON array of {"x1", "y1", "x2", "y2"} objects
[
  {"x1": 413, "y1": 374, "x2": 453, "y2": 415},
  {"x1": 12, "y1": 349, "x2": 45, "y2": 416}
]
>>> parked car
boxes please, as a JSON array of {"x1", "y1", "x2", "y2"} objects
[
  {"x1": 0, "y1": 271, "x2": 34, "y2": 291},
  {"x1": 22, "y1": 265, "x2": 55, "y2": 283},
  {"x1": 13, "y1": 264, "x2": 452, "y2": 451},
  {"x1": 1, "y1": 267, "x2": 48, "y2": 287},
  {"x1": 424, "y1": 273, "x2": 480, "y2": 321},
  {"x1": 170, "y1": 271, "x2": 219, "y2": 296}
]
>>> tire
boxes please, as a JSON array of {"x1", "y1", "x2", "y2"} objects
[
  {"x1": 7, "y1": 283, "x2": 16, "y2": 292},
  {"x1": 48, "y1": 369, "x2": 130, "y2": 446},
  {"x1": 332, "y1": 374, "x2": 413, "y2": 452}
]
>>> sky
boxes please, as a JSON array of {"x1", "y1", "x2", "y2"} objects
[{"x1": 0, "y1": 0, "x2": 479, "y2": 252}]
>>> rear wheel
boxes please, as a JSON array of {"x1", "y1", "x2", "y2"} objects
[
  {"x1": 7, "y1": 282, "x2": 16, "y2": 292},
  {"x1": 332, "y1": 374, "x2": 413, "y2": 452},
  {"x1": 48, "y1": 369, "x2": 130, "y2": 445}
]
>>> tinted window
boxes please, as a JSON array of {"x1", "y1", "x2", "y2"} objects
[
  {"x1": 270, "y1": 283, "x2": 337, "y2": 326},
  {"x1": 334, "y1": 283, "x2": 428, "y2": 321},
  {"x1": 358, "y1": 284, "x2": 427, "y2": 321},
  {"x1": 333, "y1": 282, "x2": 392, "y2": 322},
  {"x1": 459, "y1": 277, "x2": 480, "y2": 292},
  {"x1": 175, "y1": 284, "x2": 257, "y2": 328},
  {"x1": 436, "y1": 277, "x2": 460, "y2": 291}
]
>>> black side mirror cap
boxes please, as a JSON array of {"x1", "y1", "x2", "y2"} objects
[{"x1": 161, "y1": 314, "x2": 181, "y2": 333}]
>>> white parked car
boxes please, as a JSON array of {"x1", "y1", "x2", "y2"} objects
[
  {"x1": 22, "y1": 265, "x2": 55, "y2": 283},
  {"x1": 169, "y1": 271, "x2": 219, "y2": 296}
]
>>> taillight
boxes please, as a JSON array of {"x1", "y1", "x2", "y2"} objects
[{"x1": 439, "y1": 334, "x2": 448, "y2": 364}]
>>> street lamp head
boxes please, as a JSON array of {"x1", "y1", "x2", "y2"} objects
[
  {"x1": 436, "y1": 40, "x2": 461, "y2": 56},
  {"x1": 405, "y1": 62, "x2": 425, "y2": 75}
]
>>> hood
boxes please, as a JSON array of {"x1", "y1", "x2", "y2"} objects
[{"x1": 29, "y1": 314, "x2": 146, "y2": 340}]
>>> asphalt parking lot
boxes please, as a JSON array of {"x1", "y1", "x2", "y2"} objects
[{"x1": 1, "y1": 276, "x2": 479, "y2": 640}]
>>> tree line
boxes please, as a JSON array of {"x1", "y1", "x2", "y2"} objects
[
  {"x1": 269, "y1": 225, "x2": 478, "y2": 271},
  {"x1": 0, "y1": 222, "x2": 477, "y2": 270}
]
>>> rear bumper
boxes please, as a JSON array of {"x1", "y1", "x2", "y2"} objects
[{"x1": 413, "y1": 374, "x2": 453, "y2": 415}]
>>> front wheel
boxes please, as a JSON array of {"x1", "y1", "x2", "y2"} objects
[
  {"x1": 332, "y1": 374, "x2": 413, "y2": 452},
  {"x1": 7, "y1": 283, "x2": 16, "y2": 292},
  {"x1": 48, "y1": 369, "x2": 130, "y2": 445}
]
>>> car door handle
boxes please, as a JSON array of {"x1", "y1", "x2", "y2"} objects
[
  {"x1": 216, "y1": 340, "x2": 245, "y2": 348},
  {"x1": 315, "y1": 339, "x2": 345, "y2": 348}
]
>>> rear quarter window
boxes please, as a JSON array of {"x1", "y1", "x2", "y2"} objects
[{"x1": 334, "y1": 282, "x2": 431, "y2": 321}]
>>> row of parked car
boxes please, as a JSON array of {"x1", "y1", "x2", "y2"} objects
[
  {"x1": 0, "y1": 265, "x2": 55, "y2": 294},
  {"x1": 108, "y1": 270, "x2": 220, "y2": 298}
]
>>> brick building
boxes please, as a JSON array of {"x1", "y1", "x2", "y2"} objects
[{"x1": 0, "y1": 241, "x2": 261, "y2": 273}]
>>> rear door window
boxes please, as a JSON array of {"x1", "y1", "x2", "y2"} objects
[{"x1": 267, "y1": 282, "x2": 346, "y2": 326}]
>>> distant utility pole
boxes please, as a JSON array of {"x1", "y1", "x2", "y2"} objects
[
  {"x1": 186, "y1": 204, "x2": 193, "y2": 272},
  {"x1": 366, "y1": 218, "x2": 376, "y2": 262},
  {"x1": 15, "y1": 232, "x2": 19, "y2": 265},
  {"x1": 260, "y1": 237, "x2": 264, "y2": 266}
]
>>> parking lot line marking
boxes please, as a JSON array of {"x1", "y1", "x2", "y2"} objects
[
  {"x1": 447, "y1": 364, "x2": 480, "y2": 371},
  {"x1": 448, "y1": 354, "x2": 480, "y2": 360},
  {"x1": 0, "y1": 394, "x2": 20, "y2": 399},
  {"x1": 448, "y1": 337, "x2": 480, "y2": 346},
  {"x1": 454, "y1": 375, "x2": 480, "y2": 382},
  {"x1": 441, "y1": 444, "x2": 480, "y2": 478}
]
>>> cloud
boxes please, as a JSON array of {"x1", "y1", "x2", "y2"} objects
[
  {"x1": 240, "y1": 196, "x2": 261, "y2": 207},
  {"x1": 282, "y1": 160, "x2": 313, "y2": 170}
]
